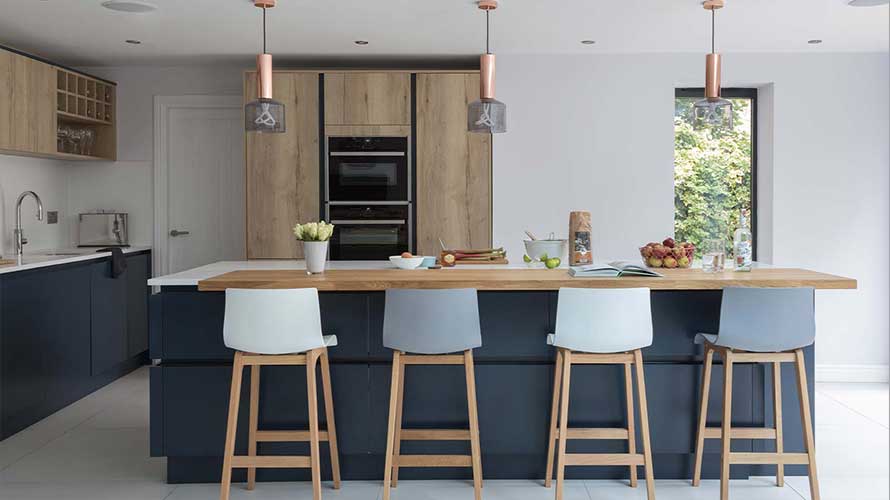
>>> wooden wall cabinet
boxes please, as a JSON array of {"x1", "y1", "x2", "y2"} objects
[
  {"x1": 244, "y1": 71, "x2": 320, "y2": 259},
  {"x1": 324, "y1": 73, "x2": 410, "y2": 125},
  {"x1": 0, "y1": 47, "x2": 116, "y2": 161},
  {"x1": 415, "y1": 73, "x2": 492, "y2": 256}
]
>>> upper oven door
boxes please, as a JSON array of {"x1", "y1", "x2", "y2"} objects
[{"x1": 327, "y1": 137, "x2": 409, "y2": 202}]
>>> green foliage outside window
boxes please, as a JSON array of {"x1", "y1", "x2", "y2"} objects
[{"x1": 674, "y1": 97, "x2": 753, "y2": 255}]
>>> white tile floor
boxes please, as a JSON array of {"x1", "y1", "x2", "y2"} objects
[{"x1": 0, "y1": 368, "x2": 886, "y2": 500}]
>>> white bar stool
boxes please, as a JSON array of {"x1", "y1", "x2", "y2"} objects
[
  {"x1": 692, "y1": 287, "x2": 820, "y2": 500},
  {"x1": 381, "y1": 288, "x2": 484, "y2": 500},
  {"x1": 544, "y1": 288, "x2": 656, "y2": 500},
  {"x1": 219, "y1": 288, "x2": 341, "y2": 500}
]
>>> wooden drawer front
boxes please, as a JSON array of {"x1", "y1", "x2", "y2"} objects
[{"x1": 324, "y1": 73, "x2": 410, "y2": 125}]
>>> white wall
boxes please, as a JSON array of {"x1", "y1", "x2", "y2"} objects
[
  {"x1": 495, "y1": 53, "x2": 890, "y2": 373},
  {"x1": 0, "y1": 156, "x2": 70, "y2": 255}
]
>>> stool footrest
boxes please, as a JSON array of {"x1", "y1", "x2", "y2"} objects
[
  {"x1": 255, "y1": 430, "x2": 329, "y2": 442},
  {"x1": 230, "y1": 455, "x2": 311, "y2": 468},
  {"x1": 728, "y1": 452, "x2": 810, "y2": 465},
  {"x1": 702, "y1": 427, "x2": 778, "y2": 439},
  {"x1": 395, "y1": 454, "x2": 473, "y2": 467},
  {"x1": 564, "y1": 453, "x2": 645, "y2": 466},
  {"x1": 400, "y1": 355, "x2": 465, "y2": 365},
  {"x1": 555, "y1": 427, "x2": 629, "y2": 440},
  {"x1": 400, "y1": 429, "x2": 471, "y2": 441}
]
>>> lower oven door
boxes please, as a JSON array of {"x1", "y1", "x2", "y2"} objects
[{"x1": 329, "y1": 221, "x2": 409, "y2": 260}]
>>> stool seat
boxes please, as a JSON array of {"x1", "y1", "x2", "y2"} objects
[{"x1": 694, "y1": 333, "x2": 718, "y2": 345}]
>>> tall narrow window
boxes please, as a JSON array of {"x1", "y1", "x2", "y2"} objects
[{"x1": 674, "y1": 88, "x2": 757, "y2": 256}]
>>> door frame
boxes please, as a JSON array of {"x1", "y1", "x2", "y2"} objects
[{"x1": 152, "y1": 95, "x2": 243, "y2": 278}]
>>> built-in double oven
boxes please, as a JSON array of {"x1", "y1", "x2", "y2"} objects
[{"x1": 325, "y1": 136, "x2": 412, "y2": 260}]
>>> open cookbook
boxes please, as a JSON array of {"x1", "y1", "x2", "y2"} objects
[{"x1": 568, "y1": 261, "x2": 663, "y2": 278}]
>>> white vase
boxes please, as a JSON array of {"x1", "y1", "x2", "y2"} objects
[{"x1": 303, "y1": 240, "x2": 329, "y2": 274}]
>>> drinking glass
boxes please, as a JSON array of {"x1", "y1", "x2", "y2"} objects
[{"x1": 702, "y1": 239, "x2": 726, "y2": 273}]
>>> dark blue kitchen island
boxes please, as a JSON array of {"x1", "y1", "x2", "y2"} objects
[{"x1": 148, "y1": 265, "x2": 856, "y2": 484}]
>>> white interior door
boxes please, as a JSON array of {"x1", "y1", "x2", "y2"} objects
[{"x1": 155, "y1": 96, "x2": 244, "y2": 275}]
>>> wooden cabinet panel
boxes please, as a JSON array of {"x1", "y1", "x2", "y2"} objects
[
  {"x1": 416, "y1": 73, "x2": 492, "y2": 256},
  {"x1": 9, "y1": 55, "x2": 55, "y2": 155},
  {"x1": 324, "y1": 73, "x2": 410, "y2": 125},
  {"x1": 0, "y1": 50, "x2": 13, "y2": 150},
  {"x1": 245, "y1": 72, "x2": 320, "y2": 259},
  {"x1": 33, "y1": 61, "x2": 57, "y2": 155}
]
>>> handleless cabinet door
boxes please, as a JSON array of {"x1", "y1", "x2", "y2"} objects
[
  {"x1": 416, "y1": 73, "x2": 492, "y2": 256},
  {"x1": 0, "y1": 50, "x2": 13, "y2": 150},
  {"x1": 324, "y1": 73, "x2": 410, "y2": 125},
  {"x1": 245, "y1": 72, "x2": 320, "y2": 259},
  {"x1": 0, "y1": 51, "x2": 55, "y2": 155}
]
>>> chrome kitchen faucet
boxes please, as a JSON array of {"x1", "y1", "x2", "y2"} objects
[{"x1": 14, "y1": 191, "x2": 44, "y2": 265}]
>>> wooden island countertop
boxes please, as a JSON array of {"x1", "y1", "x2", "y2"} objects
[{"x1": 196, "y1": 267, "x2": 857, "y2": 292}]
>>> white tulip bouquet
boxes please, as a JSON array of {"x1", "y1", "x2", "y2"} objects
[{"x1": 293, "y1": 221, "x2": 335, "y2": 242}]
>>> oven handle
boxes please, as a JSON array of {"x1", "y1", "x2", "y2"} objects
[
  {"x1": 329, "y1": 151, "x2": 406, "y2": 157},
  {"x1": 330, "y1": 219, "x2": 406, "y2": 225}
]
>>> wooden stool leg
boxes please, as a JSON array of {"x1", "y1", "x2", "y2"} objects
[
  {"x1": 465, "y1": 350, "x2": 483, "y2": 500},
  {"x1": 624, "y1": 360, "x2": 638, "y2": 488},
  {"x1": 633, "y1": 350, "x2": 655, "y2": 500},
  {"x1": 320, "y1": 348, "x2": 342, "y2": 489},
  {"x1": 794, "y1": 349, "x2": 821, "y2": 500},
  {"x1": 555, "y1": 349, "x2": 572, "y2": 500},
  {"x1": 220, "y1": 352, "x2": 244, "y2": 500},
  {"x1": 720, "y1": 350, "x2": 734, "y2": 500},
  {"x1": 391, "y1": 355, "x2": 406, "y2": 487},
  {"x1": 773, "y1": 361, "x2": 784, "y2": 487},
  {"x1": 306, "y1": 349, "x2": 322, "y2": 500},
  {"x1": 544, "y1": 349, "x2": 564, "y2": 488},
  {"x1": 246, "y1": 364, "x2": 260, "y2": 490},
  {"x1": 693, "y1": 346, "x2": 715, "y2": 486},
  {"x1": 382, "y1": 351, "x2": 402, "y2": 500}
]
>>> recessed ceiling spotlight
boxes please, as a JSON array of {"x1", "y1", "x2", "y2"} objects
[
  {"x1": 842, "y1": 0, "x2": 889, "y2": 6},
  {"x1": 101, "y1": 0, "x2": 158, "y2": 13},
  {"x1": 125, "y1": 39, "x2": 142, "y2": 45},
  {"x1": 354, "y1": 40, "x2": 369, "y2": 46},
  {"x1": 580, "y1": 40, "x2": 596, "y2": 45},
  {"x1": 808, "y1": 39, "x2": 823, "y2": 44}
]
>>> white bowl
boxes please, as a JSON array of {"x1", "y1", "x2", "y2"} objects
[
  {"x1": 389, "y1": 255, "x2": 424, "y2": 270},
  {"x1": 523, "y1": 239, "x2": 567, "y2": 262}
]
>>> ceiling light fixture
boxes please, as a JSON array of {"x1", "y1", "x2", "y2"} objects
[
  {"x1": 354, "y1": 40, "x2": 369, "y2": 46},
  {"x1": 843, "y1": 0, "x2": 889, "y2": 6},
  {"x1": 692, "y1": 0, "x2": 732, "y2": 130},
  {"x1": 808, "y1": 39, "x2": 823, "y2": 44},
  {"x1": 245, "y1": 0, "x2": 285, "y2": 133},
  {"x1": 125, "y1": 39, "x2": 142, "y2": 45},
  {"x1": 468, "y1": 0, "x2": 506, "y2": 134},
  {"x1": 101, "y1": 0, "x2": 158, "y2": 13},
  {"x1": 581, "y1": 40, "x2": 596, "y2": 45}
]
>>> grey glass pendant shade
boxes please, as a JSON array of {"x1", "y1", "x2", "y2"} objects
[
  {"x1": 245, "y1": 98, "x2": 286, "y2": 133},
  {"x1": 692, "y1": 97, "x2": 732, "y2": 129},
  {"x1": 468, "y1": 98, "x2": 506, "y2": 134}
]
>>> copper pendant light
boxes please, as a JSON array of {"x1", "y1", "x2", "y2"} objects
[
  {"x1": 692, "y1": 0, "x2": 732, "y2": 130},
  {"x1": 245, "y1": 0, "x2": 285, "y2": 133},
  {"x1": 468, "y1": 0, "x2": 506, "y2": 134}
]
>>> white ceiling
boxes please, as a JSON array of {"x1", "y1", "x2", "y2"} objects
[{"x1": 0, "y1": 0, "x2": 887, "y2": 67}]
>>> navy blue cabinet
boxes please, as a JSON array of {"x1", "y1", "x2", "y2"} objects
[{"x1": 0, "y1": 251, "x2": 151, "y2": 440}]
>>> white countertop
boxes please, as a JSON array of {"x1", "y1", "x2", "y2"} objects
[
  {"x1": 0, "y1": 246, "x2": 152, "y2": 276},
  {"x1": 148, "y1": 259, "x2": 535, "y2": 286}
]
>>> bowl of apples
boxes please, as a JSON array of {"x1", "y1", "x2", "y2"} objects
[
  {"x1": 639, "y1": 238, "x2": 695, "y2": 269},
  {"x1": 390, "y1": 252, "x2": 425, "y2": 270}
]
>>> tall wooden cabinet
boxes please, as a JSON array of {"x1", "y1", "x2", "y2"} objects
[
  {"x1": 0, "y1": 50, "x2": 56, "y2": 156},
  {"x1": 244, "y1": 71, "x2": 320, "y2": 259},
  {"x1": 415, "y1": 73, "x2": 492, "y2": 256}
]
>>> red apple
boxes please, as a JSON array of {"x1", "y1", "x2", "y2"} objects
[
  {"x1": 640, "y1": 246, "x2": 653, "y2": 258},
  {"x1": 663, "y1": 237, "x2": 676, "y2": 249},
  {"x1": 663, "y1": 256, "x2": 678, "y2": 268},
  {"x1": 652, "y1": 245, "x2": 668, "y2": 259},
  {"x1": 672, "y1": 247, "x2": 685, "y2": 258}
]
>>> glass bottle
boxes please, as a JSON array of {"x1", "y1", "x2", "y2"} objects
[{"x1": 733, "y1": 209, "x2": 753, "y2": 272}]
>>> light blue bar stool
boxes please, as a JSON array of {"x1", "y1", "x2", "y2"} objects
[
  {"x1": 220, "y1": 288, "x2": 341, "y2": 500},
  {"x1": 381, "y1": 288, "x2": 483, "y2": 500},
  {"x1": 691, "y1": 287, "x2": 820, "y2": 500},
  {"x1": 544, "y1": 288, "x2": 656, "y2": 500}
]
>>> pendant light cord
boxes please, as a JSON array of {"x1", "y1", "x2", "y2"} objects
[
  {"x1": 711, "y1": 9, "x2": 715, "y2": 54},
  {"x1": 262, "y1": 6, "x2": 267, "y2": 54},
  {"x1": 486, "y1": 10, "x2": 491, "y2": 54}
]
